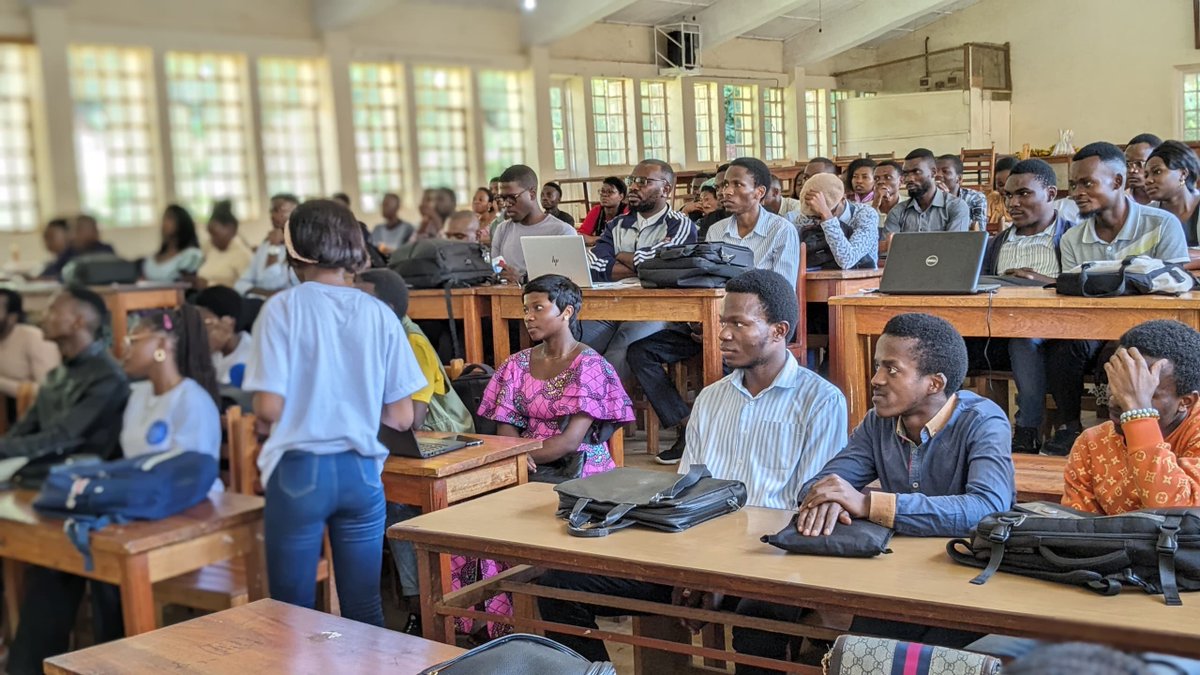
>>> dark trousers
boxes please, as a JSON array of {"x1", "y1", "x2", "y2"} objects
[
  {"x1": 627, "y1": 324, "x2": 701, "y2": 429},
  {"x1": 8, "y1": 566, "x2": 124, "y2": 675},
  {"x1": 1045, "y1": 339, "x2": 1103, "y2": 426}
]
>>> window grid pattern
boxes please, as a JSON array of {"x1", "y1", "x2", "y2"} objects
[
  {"x1": 258, "y1": 58, "x2": 325, "y2": 200},
  {"x1": 723, "y1": 83, "x2": 756, "y2": 160},
  {"x1": 70, "y1": 46, "x2": 158, "y2": 228},
  {"x1": 829, "y1": 89, "x2": 852, "y2": 157},
  {"x1": 165, "y1": 52, "x2": 254, "y2": 220},
  {"x1": 549, "y1": 84, "x2": 567, "y2": 171},
  {"x1": 591, "y1": 78, "x2": 630, "y2": 166},
  {"x1": 1186, "y1": 73, "x2": 1200, "y2": 141},
  {"x1": 478, "y1": 70, "x2": 525, "y2": 182},
  {"x1": 414, "y1": 66, "x2": 471, "y2": 200},
  {"x1": 350, "y1": 62, "x2": 404, "y2": 214},
  {"x1": 639, "y1": 80, "x2": 668, "y2": 160},
  {"x1": 0, "y1": 45, "x2": 38, "y2": 232},
  {"x1": 805, "y1": 88, "x2": 828, "y2": 158},
  {"x1": 762, "y1": 87, "x2": 785, "y2": 162},
  {"x1": 694, "y1": 82, "x2": 716, "y2": 164}
]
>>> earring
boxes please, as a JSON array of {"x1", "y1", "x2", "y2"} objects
[{"x1": 153, "y1": 349, "x2": 167, "y2": 363}]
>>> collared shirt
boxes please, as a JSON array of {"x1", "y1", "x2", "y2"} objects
[
  {"x1": 788, "y1": 201, "x2": 879, "y2": 270},
  {"x1": 1059, "y1": 196, "x2": 1189, "y2": 271},
  {"x1": 1, "y1": 341, "x2": 130, "y2": 460},
  {"x1": 371, "y1": 221, "x2": 416, "y2": 252},
  {"x1": 894, "y1": 393, "x2": 958, "y2": 445},
  {"x1": 797, "y1": 390, "x2": 1015, "y2": 537},
  {"x1": 955, "y1": 187, "x2": 988, "y2": 225},
  {"x1": 681, "y1": 356, "x2": 847, "y2": 510},
  {"x1": 996, "y1": 227, "x2": 1060, "y2": 277},
  {"x1": 776, "y1": 197, "x2": 804, "y2": 220},
  {"x1": 705, "y1": 206, "x2": 801, "y2": 283},
  {"x1": 883, "y1": 190, "x2": 970, "y2": 234},
  {"x1": 587, "y1": 206, "x2": 697, "y2": 281},
  {"x1": 234, "y1": 240, "x2": 298, "y2": 297}
]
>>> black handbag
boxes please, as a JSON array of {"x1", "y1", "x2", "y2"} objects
[
  {"x1": 761, "y1": 515, "x2": 894, "y2": 558},
  {"x1": 417, "y1": 633, "x2": 615, "y2": 675},
  {"x1": 1056, "y1": 256, "x2": 1197, "y2": 297},
  {"x1": 388, "y1": 239, "x2": 495, "y2": 289},
  {"x1": 636, "y1": 242, "x2": 753, "y2": 288},
  {"x1": 946, "y1": 507, "x2": 1200, "y2": 605},
  {"x1": 554, "y1": 465, "x2": 747, "y2": 537},
  {"x1": 451, "y1": 364, "x2": 497, "y2": 435}
]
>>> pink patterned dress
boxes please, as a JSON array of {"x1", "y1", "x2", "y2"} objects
[{"x1": 452, "y1": 346, "x2": 634, "y2": 637}]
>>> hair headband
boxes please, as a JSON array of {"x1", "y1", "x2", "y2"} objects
[{"x1": 283, "y1": 219, "x2": 319, "y2": 265}]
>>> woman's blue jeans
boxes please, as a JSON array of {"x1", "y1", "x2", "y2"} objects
[{"x1": 265, "y1": 450, "x2": 386, "y2": 626}]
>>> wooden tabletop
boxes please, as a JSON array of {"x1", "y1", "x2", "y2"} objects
[
  {"x1": 0, "y1": 281, "x2": 190, "y2": 297},
  {"x1": 476, "y1": 284, "x2": 726, "y2": 299},
  {"x1": 392, "y1": 483, "x2": 1200, "y2": 656},
  {"x1": 383, "y1": 433, "x2": 541, "y2": 478},
  {"x1": 43, "y1": 599, "x2": 464, "y2": 675},
  {"x1": 1013, "y1": 454, "x2": 1066, "y2": 502},
  {"x1": 0, "y1": 490, "x2": 264, "y2": 556},
  {"x1": 806, "y1": 269, "x2": 884, "y2": 281}
]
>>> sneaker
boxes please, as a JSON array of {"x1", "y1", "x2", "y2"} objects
[
  {"x1": 1012, "y1": 426, "x2": 1041, "y2": 454},
  {"x1": 655, "y1": 434, "x2": 685, "y2": 465},
  {"x1": 1040, "y1": 426, "x2": 1081, "y2": 456},
  {"x1": 403, "y1": 612, "x2": 422, "y2": 636}
]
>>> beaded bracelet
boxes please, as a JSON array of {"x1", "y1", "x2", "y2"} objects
[{"x1": 1119, "y1": 408, "x2": 1160, "y2": 425}]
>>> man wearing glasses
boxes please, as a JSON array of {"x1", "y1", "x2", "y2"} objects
[
  {"x1": 582, "y1": 159, "x2": 697, "y2": 382},
  {"x1": 489, "y1": 164, "x2": 577, "y2": 285}
]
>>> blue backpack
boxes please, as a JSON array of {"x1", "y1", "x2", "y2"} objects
[{"x1": 34, "y1": 450, "x2": 218, "y2": 569}]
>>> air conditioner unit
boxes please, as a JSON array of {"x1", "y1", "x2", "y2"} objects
[{"x1": 655, "y1": 22, "x2": 700, "y2": 76}]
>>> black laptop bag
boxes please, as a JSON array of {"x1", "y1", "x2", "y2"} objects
[
  {"x1": 63, "y1": 253, "x2": 139, "y2": 286},
  {"x1": 637, "y1": 243, "x2": 754, "y2": 288},
  {"x1": 388, "y1": 239, "x2": 494, "y2": 289}
]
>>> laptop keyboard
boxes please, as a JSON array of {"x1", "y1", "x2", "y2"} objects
[{"x1": 416, "y1": 440, "x2": 460, "y2": 458}]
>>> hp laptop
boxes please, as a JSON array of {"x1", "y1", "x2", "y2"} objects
[
  {"x1": 520, "y1": 235, "x2": 638, "y2": 289},
  {"x1": 880, "y1": 231, "x2": 1000, "y2": 295},
  {"x1": 378, "y1": 426, "x2": 468, "y2": 459}
]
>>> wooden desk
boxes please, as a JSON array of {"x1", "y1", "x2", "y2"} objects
[
  {"x1": 1014, "y1": 453, "x2": 1066, "y2": 502},
  {"x1": 407, "y1": 288, "x2": 490, "y2": 364},
  {"x1": 43, "y1": 599, "x2": 464, "y2": 674},
  {"x1": 478, "y1": 285, "x2": 726, "y2": 386},
  {"x1": 392, "y1": 483, "x2": 1200, "y2": 665},
  {"x1": 0, "y1": 491, "x2": 264, "y2": 637},
  {"x1": 830, "y1": 288, "x2": 1200, "y2": 427},
  {"x1": 382, "y1": 432, "x2": 541, "y2": 511},
  {"x1": 804, "y1": 269, "x2": 882, "y2": 303}
]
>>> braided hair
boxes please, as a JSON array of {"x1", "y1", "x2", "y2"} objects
[{"x1": 140, "y1": 304, "x2": 220, "y2": 406}]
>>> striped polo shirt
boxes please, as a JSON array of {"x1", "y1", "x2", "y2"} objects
[
  {"x1": 705, "y1": 206, "x2": 801, "y2": 283},
  {"x1": 1059, "y1": 196, "x2": 1189, "y2": 271}
]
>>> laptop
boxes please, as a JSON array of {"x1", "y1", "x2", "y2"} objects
[
  {"x1": 378, "y1": 426, "x2": 469, "y2": 459},
  {"x1": 879, "y1": 231, "x2": 1000, "y2": 295},
  {"x1": 520, "y1": 235, "x2": 638, "y2": 289}
]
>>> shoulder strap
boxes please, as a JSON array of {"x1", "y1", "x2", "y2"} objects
[
  {"x1": 1158, "y1": 514, "x2": 1183, "y2": 606},
  {"x1": 443, "y1": 286, "x2": 463, "y2": 361},
  {"x1": 655, "y1": 464, "x2": 710, "y2": 501}
]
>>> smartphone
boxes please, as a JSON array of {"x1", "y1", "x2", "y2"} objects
[{"x1": 447, "y1": 434, "x2": 485, "y2": 447}]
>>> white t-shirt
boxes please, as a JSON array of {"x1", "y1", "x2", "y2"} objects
[
  {"x1": 213, "y1": 332, "x2": 254, "y2": 387},
  {"x1": 120, "y1": 378, "x2": 223, "y2": 492},
  {"x1": 243, "y1": 282, "x2": 426, "y2": 485}
]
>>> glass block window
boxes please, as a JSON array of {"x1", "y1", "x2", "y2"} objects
[
  {"x1": 478, "y1": 70, "x2": 525, "y2": 183},
  {"x1": 762, "y1": 86, "x2": 785, "y2": 162},
  {"x1": 722, "y1": 83, "x2": 756, "y2": 160},
  {"x1": 350, "y1": 62, "x2": 404, "y2": 214},
  {"x1": 70, "y1": 45, "x2": 159, "y2": 228},
  {"x1": 257, "y1": 57, "x2": 325, "y2": 199},
  {"x1": 591, "y1": 77, "x2": 630, "y2": 167},
  {"x1": 0, "y1": 44, "x2": 39, "y2": 232},
  {"x1": 164, "y1": 51, "x2": 254, "y2": 220},
  {"x1": 1185, "y1": 72, "x2": 1200, "y2": 141},
  {"x1": 694, "y1": 82, "x2": 718, "y2": 164},
  {"x1": 413, "y1": 66, "x2": 470, "y2": 201},
  {"x1": 549, "y1": 83, "x2": 568, "y2": 172},
  {"x1": 805, "y1": 88, "x2": 828, "y2": 158},
  {"x1": 639, "y1": 80, "x2": 669, "y2": 160}
]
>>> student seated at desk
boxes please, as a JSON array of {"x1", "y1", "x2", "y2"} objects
[
  {"x1": 764, "y1": 174, "x2": 803, "y2": 219},
  {"x1": 883, "y1": 149, "x2": 970, "y2": 234},
  {"x1": 490, "y1": 164, "x2": 576, "y2": 284},
  {"x1": 235, "y1": 193, "x2": 300, "y2": 298},
  {"x1": 242, "y1": 199, "x2": 426, "y2": 628},
  {"x1": 935, "y1": 154, "x2": 989, "y2": 228},
  {"x1": 0, "y1": 289, "x2": 59, "y2": 418},
  {"x1": 1143, "y1": 140, "x2": 1200, "y2": 248},
  {"x1": 46, "y1": 215, "x2": 116, "y2": 281},
  {"x1": 787, "y1": 172, "x2": 879, "y2": 270},
  {"x1": 872, "y1": 160, "x2": 903, "y2": 219},
  {"x1": 578, "y1": 176, "x2": 627, "y2": 246},
  {"x1": 39, "y1": 218, "x2": 69, "y2": 276},
  {"x1": 845, "y1": 157, "x2": 876, "y2": 205},
  {"x1": 193, "y1": 286, "x2": 253, "y2": 389},
  {"x1": 537, "y1": 269, "x2": 848, "y2": 664},
  {"x1": 197, "y1": 200, "x2": 254, "y2": 289},
  {"x1": 142, "y1": 205, "x2": 205, "y2": 283},
  {"x1": 736, "y1": 313, "x2": 1015, "y2": 672}
]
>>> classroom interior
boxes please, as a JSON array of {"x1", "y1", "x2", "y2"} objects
[{"x1": 2, "y1": 0, "x2": 1200, "y2": 673}]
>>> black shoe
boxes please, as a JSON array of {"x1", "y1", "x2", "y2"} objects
[
  {"x1": 403, "y1": 612, "x2": 422, "y2": 636},
  {"x1": 1040, "y1": 426, "x2": 1081, "y2": 456},
  {"x1": 655, "y1": 434, "x2": 685, "y2": 465},
  {"x1": 1012, "y1": 426, "x2": 1041, "y2": 454}
]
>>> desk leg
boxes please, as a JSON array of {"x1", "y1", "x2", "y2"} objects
[
  {"x1": 420, "y1": 481, "x2": 454, "y2": 630},
  {"x1": 517, "y1": 452, "x2": 529, "y2": 485},
  {"x1": 701, "y1": 297, "x2": 722, "y2": 386},
  {"x1": 107, "y1": 296, "x2": 130, "y2": 359},
  {"x1": 3, "y1": 559, "x2": 25, "y2": 641},
  {"x1": 243, "y1": 519, "x2": 267, "y2": 601},
  {"x1": 417, "y1": 544, "x2": 454, "y2": 643},
  {"x1": 463, "y1": 296, "x2": 485, "y2": 365},
  {"x1": 830, "y1": 304, "x2": 867, "y2": 430},
  {"x1": 491, "y1": 297, "x2": 511, "y2": 366},
  {"x1": 119, "y1": 554, "x2": 157, "y2": 635}
]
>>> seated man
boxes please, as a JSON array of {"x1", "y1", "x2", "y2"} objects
[
  {"x1": 193, "y1": 286, "x2": 253, "y2": 389},
  {"x1": 490, "y1": 164, "x2": 577, "y2": 284},
  {"x1": 797, "y1": 157, "x2": 837, "y2": 190},
  {"x1": 935, "y1": 154, "x2": 989, "y2": 228},
  {"x1": 1124, "y1": 132, "x2": 1164, "y2": 207},
  {"x1": 764, "y1": 174, "x2": 803, "y2": 219},
  {"x1": 583, "y1": 159, "x2": 696, "y2": 382},
  {"x1": 883, "y1": 149, "x2": 970, "y2": 234},
  {"x1": 628, "y1": 157, "x2": 801, "y2": 464},
  {"x1": 0, "y1": 290, "x2": 59, "y2": 421},
  {"x1": 872, "y1": 159, "x2": 903, "y2": 222},
  {"x1": 541, "y1": 181, "x2": 576, "y2": 226},
  {"x1": 441, "y1": 210, "x2": 481, "y2": 242},
  {"x1": 971, "y1": 159, "x2": 1076, "y2": 453},
  {"x1": 788, "y1": 173, "x2": 879, "y2": 270},
  {"x1": 1044, "y1": 141, "x2": 1188, "y2": 455},
  {"x1": 1065, "y1": 320, "x2": 1200, "y2": 514},
  {"x1": 44, "y1": 214, "x2": 116, "y2": 281},
  {"x1": 736, "y1": 313, "x2": 1014, "y2": 671},
  {"x1": 538, "y1": 269, "x2": 849, "y2": 664}
]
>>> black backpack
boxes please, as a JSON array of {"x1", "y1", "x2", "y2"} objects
[
  {"x1": 451, "y1": 364, "x2": 497, "y2": 435},
  {"x1": 64, "y1": 253, "x2": 139, "y2": 285},
  {"x1": 388, "y1": 239, "x2": 494, "y2": 289},
  {"x1": 800, "y1": 223, "x2": 874, "y2": 270},
  {"x1": 636, "y1": 242, "x2": 753, "y2": 288},
  {"x1": 947, "y1": 506, "x2": 1200, "y2": 605}
]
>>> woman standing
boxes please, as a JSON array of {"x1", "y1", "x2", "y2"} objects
[{"x1": 143, "y1": 205, "x2": 204, "y2": 282}]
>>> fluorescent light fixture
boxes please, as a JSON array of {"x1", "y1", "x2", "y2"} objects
[{"x1": 523, "y1": 0, "x2": 536, "y2": 10}]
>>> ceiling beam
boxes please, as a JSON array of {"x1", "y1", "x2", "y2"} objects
[
  {"x1": 697, "y1": 0, "x2": 812, "y2": 52},
  {"x1": 313, "y1": 0, "x2": 400, "y2": 32},
  {"x1": 520, "y1": 0, "x2": 640, "y2": 47},
  {"x1": 784, "y1": 0, "x2": 962, "y2": 66}
]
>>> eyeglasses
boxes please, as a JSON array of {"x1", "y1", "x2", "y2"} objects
[
  {"x1": 1126, "y1": 160, "x2": 1147, "y2": 171},
  {"x1": 625, "y1": 176, "x2": 669, "y2": 187},
  {"x1": 493, "y1": 191, "x2": 527, "y2": 206},
  {"x1": 121, "y1": 333, "x2": 155, "y2": 350}
]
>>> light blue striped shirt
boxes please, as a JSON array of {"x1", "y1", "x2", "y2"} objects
[
  {"x1": 705, "y1": 206, "x2": 801, "y2": 283},
  {"x1": 680, "y1": 356, "x2": 848, "y2": 510}
]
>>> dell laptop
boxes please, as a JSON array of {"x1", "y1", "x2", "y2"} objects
[
  {"x1": 378, "y1": 426, "x2": 469, "y2": 459},
  {"x1": 880, "y1": 231, "x2": 1000, "y2": 295},
  {"x1": 520, "y1": 235, "x2": 638, "y2": 289}
]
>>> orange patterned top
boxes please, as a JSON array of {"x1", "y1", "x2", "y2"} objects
[{"x1": 1062, "y1": 406, "x2": 1200, "y2": 515}]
